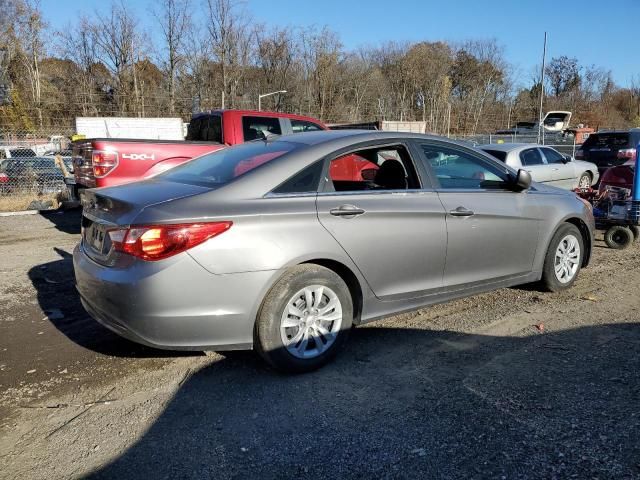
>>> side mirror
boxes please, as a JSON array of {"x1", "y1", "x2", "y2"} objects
[
  {"x1": 513, "y1": 169, "x2": 531, "y2": 191},
  {"x1": 562, "y1": 154, "x2": 572, "y2": 163}
]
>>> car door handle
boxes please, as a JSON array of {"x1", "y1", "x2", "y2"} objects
[
  {"x1": 449, "y1": 206, "x2": 475, "y2": 217},
  {"x1": 330, "y1": 205, "x2": 366, "y2": 217}
]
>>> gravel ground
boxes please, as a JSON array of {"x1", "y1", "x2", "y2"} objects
[{"x1": 0, "y1": 210, "x2": 639, "y2": 479}]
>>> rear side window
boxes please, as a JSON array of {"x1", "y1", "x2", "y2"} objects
[
  {"x1": 242, "y1": 116, "x2": 282, "y2": 141},
  {"x1": 272, "y1": 160, "x2": 324, "y2": 194},
  {"x1": 291, "y1": 119, "x2": 323, "y2": 133},
  {"x1": 327, "y1": 144, "x2": 420, "y2": 192},
  {"x1": 159, "y1": 140, "x2": 299, "y2": 188},
  {"x1": 520, "y1": 148, "x2": 544, "y2": 166},
  {"x1": 482, "y1": 149, "x2": 507, "y2": 162},
  {"x1": 583, "y1": 133, "x2": 630, "y2": 149},
  {"x1": 187, "y1": 115, "x2": 222, "y2": 143}
]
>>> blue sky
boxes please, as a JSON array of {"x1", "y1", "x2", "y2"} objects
[{"x1": 41, "y1": 0, "x2": 639, "y2": 87}]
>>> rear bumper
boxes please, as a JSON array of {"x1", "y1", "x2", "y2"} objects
[{"x1": 73, "y1": 242, "x2": 279, "y2": 350}]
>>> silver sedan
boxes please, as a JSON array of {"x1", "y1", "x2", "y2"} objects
[
  {"x1": 74, "y1": 131, "x2": 595, "y2": 372},
  {"x1": 480, "y1": 143, "x2": 599, "y2": 189}
]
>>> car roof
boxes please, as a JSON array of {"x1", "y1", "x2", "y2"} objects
[
  {"x1": 478, "y1": 143, "x2": 545, "y2": 153},
  {"x1": 267, "y1": 129, "x2": 475, "y2": 147}
]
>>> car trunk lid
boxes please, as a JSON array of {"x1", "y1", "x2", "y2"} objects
[{"x1": 80, "y1": 179, "x2": 211, "y2": 263}]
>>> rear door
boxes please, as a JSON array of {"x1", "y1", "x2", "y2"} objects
[
  {"x1": 519, "y1": 147, "x2": 553, "y2": 184},
  {"x1": 316, "y1": 141, "x2": 447, "y2": 300},
  {"x1": 417, "y1": 141, "x2": 540, "y2": 287}
]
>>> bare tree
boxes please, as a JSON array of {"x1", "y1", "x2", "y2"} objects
[
  {"x1": 206, "y1": 0, "x2": 251, "y2": 108},
  {"x1": 91, "y1": 2, "x2": 143, "y2": 114},
  {"x1": 16, "y1": 0, "x2": 45, "y2": 126},
  {"x1": 153, "y1": 0, "x2": 191, "y2": 114}
]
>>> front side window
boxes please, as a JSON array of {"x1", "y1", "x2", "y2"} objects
[
  {"x1": 327, "y1": 145, "x2": 420, "y2": 192},
  {"x1": 421, "y1": 144, "x2": 507, "y2": 190},
  {"x1": 520, "y1": 148, "x2": 544, "y2": 166},
  {"x1": 159, "y1": 140, "x2": 298, "y2": 188},
  {"x1": 242, "y1": 116, "x2": 282, "y2": 141},
  {"x1": 291, "y1": 119, "x2": 323, "y2": 133},
  {"x1": 541, "y1": 148, "x2": 565, "y2": 164}
]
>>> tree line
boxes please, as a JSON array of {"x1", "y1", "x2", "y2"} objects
[{"x1": 1, "y1": 0, "x2": 639, "y2": 135}]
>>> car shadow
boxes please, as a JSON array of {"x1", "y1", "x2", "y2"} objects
[
  {"x1": 39, "y1": 208, "x2": 82, "y2": 235},
  {"x1": 28, "y1": 247, "x2": 201, "y2": 359},
  {"x1": 84, "y1": 322, "x2": 640, "y2": 479}
]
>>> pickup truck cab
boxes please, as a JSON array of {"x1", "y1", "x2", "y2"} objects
[{"x1": 72, "y1": 110, "x2": 327, "y2": 191}]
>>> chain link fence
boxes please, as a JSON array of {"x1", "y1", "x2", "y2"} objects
[
  {"x1": 0, "y1": 128, "x2": 76, "y2": 212},
  {"x1": 0, "y1": 122, "x2": 590, "y2": 212}
]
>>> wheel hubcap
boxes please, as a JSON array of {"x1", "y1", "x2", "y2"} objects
[
  {"x1": 579, "y1": 176, "x2": 590, "y2": 188},
  {"x1": 280, "y1": 285, "x2": 342, "y2": 359},
  {"x1": 554, "y1": 234, "x2": 581, "y2": 284}
]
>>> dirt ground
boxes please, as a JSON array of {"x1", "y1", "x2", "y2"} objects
[{"x1": 1, "y1": 210, "x2": 639, "y2": 479}]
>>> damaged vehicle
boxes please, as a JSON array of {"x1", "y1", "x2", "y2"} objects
[{"x1": 74, "y1": 131, "x2": 594, "y2": 372}]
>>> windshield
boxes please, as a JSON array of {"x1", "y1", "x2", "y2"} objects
[
  {"x1": 159, "y1": 140, "x2": 300, "y2": 188},
  {"x1": 9, "y1": 148, "x2": 36, "y2": 157}
]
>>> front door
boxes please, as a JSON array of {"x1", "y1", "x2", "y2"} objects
[
  {"x1": 540, "y1": 147, "x2": 575, "y2": 188},
  {"x1": 417, "y1": 141, "x2": 540, "y2": 288},
  {"x1": 316, "y1": 142, "x2": 447, "y2": 300}
]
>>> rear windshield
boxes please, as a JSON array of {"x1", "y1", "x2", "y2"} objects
[
  {"x1": 481, "y1": 149, "x2": 507, "y2": 162},
  {"x1": 583, "y1": 133, "x2": 630, "y2": 149},
  {"x1": 159, "y1": 140, "x2": 299, "y2": 188}
]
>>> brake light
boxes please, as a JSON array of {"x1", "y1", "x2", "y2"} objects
[
  {"x1": 574, "y1": 149, "x2": 584, "y2": 160},
  {"x1": 92, "y1": 150, "x2": 119, "y2": 177},
  {"x1": 108, "y1": 222, "x2": 232, "y2": 261},
  {"x1": 0, "y1": 173, "x2": 8, "y2": 183},
  {"x1": 617, "y1": 148, "x2": 637, "y2": 161}
]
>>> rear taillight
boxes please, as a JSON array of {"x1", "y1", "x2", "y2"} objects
[
  {"x1": 92, "y1": 150, "x2": 119, "y2": 177},
  {"x1": 0, "y1": 173, "x2": 8, "y2": 183},
  {"x1": 574, "y1": 149, "x2": 584, "y2": 160},
  {"x1": 617, "y1": 148, "x2": 637, "y2": 161},
  {"x1": 108, "y1": 222, "x2": 232, "y2": 261}
]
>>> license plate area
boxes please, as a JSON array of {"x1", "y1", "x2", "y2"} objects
[{"x1": 82, "y1": 217, "x2": 110, "y2": 254}]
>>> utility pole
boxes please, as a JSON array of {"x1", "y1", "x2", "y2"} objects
[{"x1": 537, "y1": 32, "x2": 547, "y2": 145}]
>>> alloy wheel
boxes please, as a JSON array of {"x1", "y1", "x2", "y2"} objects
[
  {"x1": 280, "y1": 285, "x2": 343, "y2": 359},
  {"x1": 554, "y1": 234, "x2": 581, "y2": 283}
]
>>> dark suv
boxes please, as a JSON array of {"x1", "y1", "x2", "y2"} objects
[{"x1": 575, "y1": 129, "x2": 640, "y2": 177}]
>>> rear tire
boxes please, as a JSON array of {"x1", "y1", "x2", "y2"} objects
[
  {"x1": 254, "y1": 264, "x2": 353, "y2": 373},
  {"x1": 629, "y1": 225, "x2": 640, "y2": 243},
  {"x1": 577, "y1": 172, "x2": 592, "y2": 189},
  {"x1": 541, "y1": 223, "x2": 584, "y2": 292},
  {"x1": 604, "y1": 226, "x2": 633, "y2": 249}
]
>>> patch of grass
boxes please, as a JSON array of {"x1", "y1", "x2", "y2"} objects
[{"x1": 0, "y1": 192, "x2": 61, "y2": 212}]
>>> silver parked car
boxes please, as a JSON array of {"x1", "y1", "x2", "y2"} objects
[
  {"x1": 480, "y1": 143, "x2": 599, "y2": 190},
  {"x1": 74, "y1": 131, "x2": 595, "y2": 372}
]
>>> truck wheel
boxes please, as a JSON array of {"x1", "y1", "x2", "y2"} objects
[
  {"x1": 629, "y1": 225, "x2": 640, "y2": 243},
  {"x1": 541, "y1": 223, "x2": 584, "y2": 292},
  {"x1": 604, "y1": 226, "x2": 633, "y2": 249},
  {"x1": 254, "y1": 264, "x2": 353, "y2": 373}
]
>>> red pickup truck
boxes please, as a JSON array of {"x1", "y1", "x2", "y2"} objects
[{"x1": 72, "y1": 110, "x2": 327, "y2": 192}]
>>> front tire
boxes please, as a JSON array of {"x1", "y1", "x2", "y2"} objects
[
  {"x1": 254, "y1": 264, "x2": 353, "y2": 373},
  {"x1": 541, "y1": 223, "x2": 584, "y2": 292}
]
